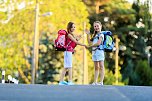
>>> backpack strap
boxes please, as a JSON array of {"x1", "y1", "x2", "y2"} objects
[
  {"x1": 97, "y1": 32, "x2": 104, "y2": 50},
  {"x1": 65, "y1": 33, "x2": 71, "y2": 51}
]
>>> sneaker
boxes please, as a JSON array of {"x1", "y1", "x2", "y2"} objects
[
  {"x1": 98, "y1": 82, "x2": 103, "y2": 85},
  {"x1": 67, "y1": 81, "x2": 74, "y2": 85},
  {"x1": 91, "y1": 82, "x2": 99, "y2": 85},
  {"x1": 59, "y1": 81, "x2": 68, "y2": 85}
]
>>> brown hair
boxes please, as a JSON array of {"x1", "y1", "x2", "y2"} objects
[
  {"x1": 67, "y1": 22, "x2": 74, "y2": 33},
  {"x1": 90, "y1": 21, "x2": 102, "y2": 41}
]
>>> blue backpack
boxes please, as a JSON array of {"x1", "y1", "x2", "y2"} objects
[{"x1": 97, "y1": 31, "x2": 115, "y2": 52}]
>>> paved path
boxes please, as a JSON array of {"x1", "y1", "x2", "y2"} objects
[{"x1": 0, "y1": 84, "x2": 152, "y2": 101}]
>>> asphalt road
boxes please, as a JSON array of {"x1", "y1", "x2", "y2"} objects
[{"x1": 0, "y1": 84, "x2": 152, "y2": 101}]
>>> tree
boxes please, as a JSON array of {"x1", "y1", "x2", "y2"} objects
[
  {"x1": 36, "y1": 0, "x2": 90, "y2": 84},
  {"x1": 83, "y1": 0, "x2": 152, "y2": 85},
  {"x1": 0, "y1": 0, "x2": 34, "y2": 83},
  {"x1": 0, "y1": 0, "x2": 91, "y2": 84}
]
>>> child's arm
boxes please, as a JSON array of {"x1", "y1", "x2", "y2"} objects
[
  {"x1": 85, "y1": 29, "x2": 92, "y2": 45},
  {"x1": 87, "y1": 34, "x2": 92, "y2": 45},
  {"x1": 68, "y1": 34, "x2": 86, "y2": 47},
  {"x1": 89, "y1": 36, "x2": 103, "y2": 48}
]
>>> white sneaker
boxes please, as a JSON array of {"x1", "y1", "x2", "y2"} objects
[
  {"x1": 91, "y1": 82, "x2": 99, "y2": 85},
  {"x1": 98, "y1": 82, "x2": 103, "y2": 85}
]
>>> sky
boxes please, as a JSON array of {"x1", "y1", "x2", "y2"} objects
[
  {"x1": 127, "y1": 0, "x2": 152, "y2": 13},
  {"x1": 127, "y1": 0, "x2": 134, "y2": 4}
]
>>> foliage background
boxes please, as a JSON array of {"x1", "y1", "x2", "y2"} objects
[{"x1": 0, "y1": 0, "x2": 152, "y2": 85}]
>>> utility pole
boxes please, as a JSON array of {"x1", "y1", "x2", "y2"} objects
[
  {"x1": 95, "y1": 0, "x2": 100, "y2": 20},
  {"x1": 83, "y1": 22, "x2": 88, "y2": 84},
  {"x1": 32, "y1": 0, "x2": 39, "y2": 84},
  {"x1": 114, "y1": 35, "x2": 120, "y2": 85}
]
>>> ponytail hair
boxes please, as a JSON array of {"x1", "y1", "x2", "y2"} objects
[{"x1": 90, "y1": 31, "x2": 97, "y2": 41}]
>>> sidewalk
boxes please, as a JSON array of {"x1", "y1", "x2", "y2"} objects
[{"x1": 0, "y1": 84, "x2": 152, "y2": 101}]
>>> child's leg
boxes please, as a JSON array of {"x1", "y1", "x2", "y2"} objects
[
  {"x1": 99, "y1": 61, "x2": 105, "y2": 84},
  {"x1": 68, "y1": 68, "x2": 72, "y2": 82},
  {"x1": 60, "y1": 68, "x2": 68, "y2": 81},
  {"x1": 94, "y1": 61, "x2": 99, "y2": 83}
]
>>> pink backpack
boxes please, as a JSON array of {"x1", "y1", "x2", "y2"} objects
[
  {"x1": 54, "y1": 30, "x2": 77, "y2": 52},
  {"x1": 54, "y1": 30, "x2": 67, "y2": 51}
]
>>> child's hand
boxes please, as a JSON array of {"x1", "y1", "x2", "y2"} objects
[
  {"x1": 77, "y1": 35, "x2": 82, "y2": 39},
  {"x1": 85, "y1": 29, "x2": 90, "y2": 35},
  {"x1": 76, "y1": 35, "x2": 82, "y2": 41}
]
